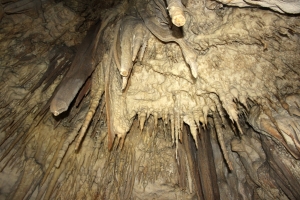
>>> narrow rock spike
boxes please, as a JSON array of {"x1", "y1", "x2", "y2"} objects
[
  {"x1": 139, "y1": 112, "x2": 147, "y2": 132},
  {"x1": 75, "y1": 89, "x2": 104, "y2": 151},
  {"x1": 183, "y1": 115, "x2": 198, "y2": 148},
  {"x1": 202, "y1": 105, "x2": 209, "y2": 127},
  {"x1": 170, "y1": 113, "x2": 175, "y2": 144},
  {"x1": 41, "y1": 134, "x2": 67, "y2": 185},
  {"x1": 213, "y1": 112, "x2": 233, "y2": 171},
  {"x1": 166, "y1": 0, "x2": 186, "y2": 27},
  {"x1": 131, "y1": 23, "x2": 149, "y2": 62}
]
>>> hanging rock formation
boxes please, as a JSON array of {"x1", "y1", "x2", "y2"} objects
[{"x1": 0, "y1": 0, "x2": 300, "y2": 199}]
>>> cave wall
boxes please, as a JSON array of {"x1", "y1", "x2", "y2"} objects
[{"x1": 0, "y1": 0, "x2": 300, "y2": 199}]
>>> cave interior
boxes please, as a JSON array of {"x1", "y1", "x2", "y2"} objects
[{"x1": 0, "y1": 0, "x2": 300, "y2": 199}]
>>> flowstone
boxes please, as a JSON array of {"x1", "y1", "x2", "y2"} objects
[{"x1": 0, "y1": 0, "x2": 300, "y2": 199}]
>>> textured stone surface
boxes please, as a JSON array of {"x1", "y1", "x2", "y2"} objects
[{"x1": 0, "y1": 0, "x2": 300, "y2": 199}]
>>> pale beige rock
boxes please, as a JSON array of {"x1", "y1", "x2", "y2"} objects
[{"x1": 0, "y1": 0, "x2": 300, "y2": 199}]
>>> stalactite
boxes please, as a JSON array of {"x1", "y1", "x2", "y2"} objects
[
  {"x1": 50, "y1": 21, "x2": 103, "y2": 116},
  {"x1": 1, "y1": 0, "x2": 300, "y2": 199},
  {"x1": 55, "y1": 127, "x2": 81, "y2": 168},
  {"x1": 8, "y1": 158, "x2": 43, "y2": 200},
  {"x1": 183, "y1": 114, "x2": 198, "y2": 148},
  {"x1": 170, "y1": 113, "x2": 175, "y2": 144},
  {"x1": 43, "y1": 159, "x2": 67, "y2": 200},
  {"x1": 39, "y1": 137, "x2": 65, "y2": 186},
  {"x1": 166, "y1": 0, "x2": 186, "y2": 27},
  {"x1": 105, "y1": 53, "x2": 114, "y2": 151},
  {"x1": 213, "y1": 112, "x2": 233, "y2": 171},
  {"x1": 75, "y1": 64, "x2": 104, "y2": 151},
  {"x1": 202, "y1": 104, "x2": 209, "y2": 127},
  {"x1": 138, "y1": 111, "x2": 147, "y2": 132},
  {"x1": 137, "y1": 0, "x2": 198, "y2": 78}
]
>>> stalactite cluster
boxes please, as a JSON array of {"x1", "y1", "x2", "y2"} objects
[{"x1": 0, "y1": 0, "x2": 300, "y2": 199}]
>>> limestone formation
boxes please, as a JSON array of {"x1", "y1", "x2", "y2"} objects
[{"x1": 0, "y1": 0, "x2": 300, "y2": 199}]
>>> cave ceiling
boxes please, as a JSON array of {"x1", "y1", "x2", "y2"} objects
[{"x1": 0, "y1": 0, "x2": 300, "y2": 199}]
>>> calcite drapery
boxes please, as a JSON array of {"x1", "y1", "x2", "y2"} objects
[{"x1": 0, "y1": 0, "x2": 300, "y2": 199}]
